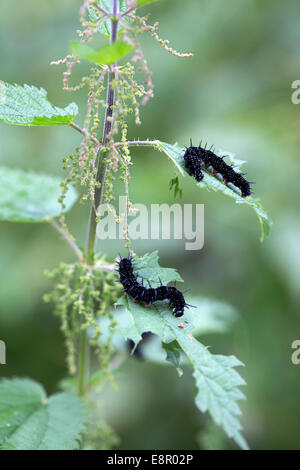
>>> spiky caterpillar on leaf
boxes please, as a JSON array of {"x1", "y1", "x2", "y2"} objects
[
  {"x1": 183, "y1": 140, "x2": 254, "y2": 198},
  {"x1": 117, "y1": 255, "x2": 191, "y2": 317}
]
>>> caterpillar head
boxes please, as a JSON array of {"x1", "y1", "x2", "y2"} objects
[{"x1": 173, "y1": 308, "x2": 184, "y2": 318}]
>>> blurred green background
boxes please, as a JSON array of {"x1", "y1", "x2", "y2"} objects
[{"x1": 1, "y1": 0, "x2": 300, "y2": 450}]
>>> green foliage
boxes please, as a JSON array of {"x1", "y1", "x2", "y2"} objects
[
  {"x1": 136, "y1": 0, "x2": 159, "y2": 7},
  {"x1": 0, "y1": 167, "x2": 77, "y2": 223},
  {"x1": 116, "y1": 297, "x2": 248, "y2": 449},
  {"x1": 70, "y1": 40, "x2": 134, "y2": 66},
  {"x1": 130, "y1": 250, "x2": 183, "y2": 286},
  {"x1": 0, "y1": 378, "x2": 87, "y2": 450},
  {"x1": 169, "y1": 176, "x2": 183, "y2": 198},
  {"x1": 92, "y1": 1, "x2": 130, "y2": 38},
  {"x1": 96, "y1": 0, "x2": 158, "y2": 14},
  {"x1": 97, "y1": 295, "x2": 237, "y2": 364},
  {"x1": 153, "y1": 141, "x2": 271, "y2": 241},
  {"x1": 84, "y1": 419, "x2": 120, "y2": 450},
  {"x1": 97, "y1": 0, "x2": 128, "y2": 11},
  {"x1": 162, "y1": 341, "x2": 183, "y2": 376},
  {"x1": 97, "y1": 254, "x2": 238, "y2": 355},
  {"x1": 0, "y1": 82, "x2": 78, "y2": 126},
  {"x1": 158, "y1": 141, "x2": 185, "y2": 175},
  {"x1": 114, "y1": 252, "x2": 248, "y2": 449}
]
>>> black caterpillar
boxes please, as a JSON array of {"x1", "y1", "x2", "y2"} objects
[
  {"x1": 183, "y1": 140, "x2": 254, "y2": 198},
  {"x1": 117, "y1": 255, "x2": 189, "y2": 317}
]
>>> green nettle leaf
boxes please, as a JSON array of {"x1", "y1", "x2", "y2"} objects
[
  {"x1": 0, "y1": 378, "x2": 87, "y2": 450},
  {"x1": 116, "y1": 298, "x2": 248, "y2": 450},
  {"x1": 0, "y1": 82, "x2": 78, "y2": 126},
  {"x1": 91, "y1": 1, "x2": 129, "y2": 37},
  {"x1": 146, "y1": 140, "x2": 271, "y2": 241},
  {"x1": 0, "y1": 167, "x2": 77, "y2": 223},
  {"x1": 130, "y1": 250, "x2": 183, "y2": 286},
  {"x1": 162, "y1": 342, "x2": 183, "y2": 376},
  {"x1": 169, "y1": 176, "x2": 183, "y2": 198},
  {"x1": 70, "y1": 40, "x2": 134, "y2": 66},
  {"x1": 158, "y1": 141, "x2": 186, "y2": 176},
  {"x1": 110, "y1": 296, "x2": 238, "y2": 369},
  {"x1": 136, "y1": 0, "x2": 159, "y2": 7},
  {"x1": 114, "y1": 252, "x2": 248, "y2": 450}
]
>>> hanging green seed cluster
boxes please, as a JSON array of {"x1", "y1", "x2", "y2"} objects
[
  {"x1": 44, "y1": 261, "x2": 121, "y2": 376},
  {"x1": 60, "y1": 66, "x2": 108, "y2": 208},
  {"x1": 114, "y1": 63, "x2": 147, "y2": 126},
  {"x1": 85, "y1": 418, "x2": 120, "y2": 451}
]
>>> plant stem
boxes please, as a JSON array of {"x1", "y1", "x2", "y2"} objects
[
  {"x1": 49, "y1": 218, "x2": 83, "y2": 260},
  {"x1": 69, "y1": 122, "x2": 101, "y2": 147},
  {"x1": 94, "y1": 4, "x2": 111, "y2": 17},
  {"x1": 94, "y1": 264, "x2": 115, "y2": 273},
  {"x1": 114, "y1": 140, "x2": 160, "y2": 147},
  {"x1": 121, "y1": 6, "x2": 136, "y2": 17},
  {"x1": 86, "y1": 0, "x2": 119, "y2": 265},
  {"x1": 77, "y1": 0, "x2": 119, "y2": 397},
  {"x1": 78, "y1": 329, "x2": 88, "y2": 396}
]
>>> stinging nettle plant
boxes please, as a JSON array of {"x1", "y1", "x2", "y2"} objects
[{"x1": 0, "y1": 0, "x2": 271, "y2": 450}]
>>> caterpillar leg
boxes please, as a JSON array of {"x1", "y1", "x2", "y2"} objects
[{"x1": 194, "y1": 169, "x2": 204, "y2": 182}]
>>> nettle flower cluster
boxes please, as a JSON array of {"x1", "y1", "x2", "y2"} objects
[{"x1": 44, "y1": 259, "x2": 121, "y2": 379}]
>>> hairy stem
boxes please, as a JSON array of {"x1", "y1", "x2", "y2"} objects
[
  {"x1": 94, "y1": 4, "x2": 111, "y2": 17},
  {"x1": 86, "y1": 0, "x2": 119, "y2": 265},
  {"x1": 77, "y1": 0, "x2": 119, "y2": 397},
  {"x1": 114, "y1": 140, "x2": 160, "y2": 147},
  {"x1": 50, "y1": 219, "x2": 83, "y2": 260},
  {"x1": 94, "y1": 264, "x2": 115, "y2": 273},
  {"x1": 69, "y1": 122, "x2": 101, "y2": 147},
  {"x1": 121, "y1": 6, "x2": 136, "y2": 17}
]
